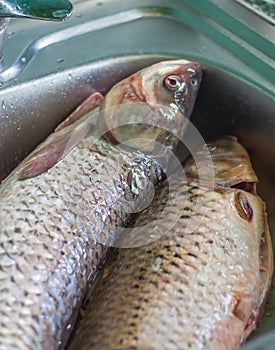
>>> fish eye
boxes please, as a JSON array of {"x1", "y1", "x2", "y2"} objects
[{"x1": 164, "y1": 75, "x2": 181, "y2": 90}]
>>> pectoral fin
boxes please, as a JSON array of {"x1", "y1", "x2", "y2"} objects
[
  {"x1": 18, "y1": 128, "x2": 84, "y2": 180},
  {"x1": 55, "y1": 92, "x2": 104, "y2": 132},
  {"x1": 17, "y1": 119, "x2": 94, "y2": 181},
  {"x1": 17, "y1": 92, "x2": 104, "y2": 180}
]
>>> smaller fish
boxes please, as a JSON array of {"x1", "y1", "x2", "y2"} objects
[{"x1": 70, "y1": 136, "x2": 273, "y2": 350}]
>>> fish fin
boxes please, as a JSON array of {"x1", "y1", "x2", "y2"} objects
[
  {"x1": 18, "y1": 122, "x2": 90, "y2": 180},
  {"x1": 17, "y1": 93, "x2": 103, "y2": 180},
  {"x1": 185, "y1": 135, "x2": 258, "y2": 188},
  {"x1": 55, "y1": 92, "x2": 104, "y2": 132}
]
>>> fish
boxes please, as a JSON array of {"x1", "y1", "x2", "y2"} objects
[
  {"x1": 69, "y1": 136, "x2": 273, "y2": 350},
  {"x1": 0, "y1": 60, "x2": 202, "y2": 350}
]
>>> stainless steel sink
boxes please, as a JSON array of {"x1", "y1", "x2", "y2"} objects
[{"x1": 0, "y1": 0, "x2": 274, "y2": 347}]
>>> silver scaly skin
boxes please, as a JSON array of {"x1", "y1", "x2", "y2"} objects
[
  {"x1": 0, "y1": 60, "x2": 202, "y2": 349},
  {"x1": 70, "y1": 136, "x2": 273, "y2": 350}
]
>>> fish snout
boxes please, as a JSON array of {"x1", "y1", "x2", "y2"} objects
[
  {"x1": 180, "y1": 62, "x2": 203, "y2": 118},
  {"x1": 189, "y1": 62, "x2": 203, "y2": 88}
]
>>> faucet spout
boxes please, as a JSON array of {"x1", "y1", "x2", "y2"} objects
[
  {"x1": 0, "y1": 0, "x2": 73, "y2": 21},
  {"x1": 0, "y1": 17, "x2": 8, "y2": 53},
  {"x1": 0, "y1": 0, "x2": 73, "y2": 69}
]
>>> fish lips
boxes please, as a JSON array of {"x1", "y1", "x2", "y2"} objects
[{"x1": 177, "y1": 62, "x2": 203, "y2": 119}]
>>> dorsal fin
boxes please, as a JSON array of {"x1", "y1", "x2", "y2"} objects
[
  {"x1": 17, "y1": 92, "x2": 104, "y2": 180},
  {"x1": 55, "y1": 92, "x2": 104, "y2": 132},
  {"x1": 18, "y1": 125, "x2": 88, "y2": 180}
]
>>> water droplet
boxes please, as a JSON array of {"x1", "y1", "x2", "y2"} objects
[
  {"x1": 52, "y1": 9, "x2": 69, "y2": 19},
  {"x1": 96, "y1": 2, "x2": 103, "y2": 6},
  {"x1": 7, "y1": 31, "x2": 16, "y2": 40},
  {"x1": 0, "y1": 82, "x2": 4, "y2": 88},
  {"x1": 1, "y1": 101, "x2": 6, "y2": 110},
  {"x1": 67, "y1": 74, "x2": 72, "y2": 80},
  {"x1": 21, "y1": 57, "x2": 26, "y2": 63},
  {"x1": 56, "y1": 58, "x2": 64, "y2": 63},
  {"x1": 203, "y1": 143, "x2": 216, "y2": 152},
  {"x1": 75, "y1": 12, "x2": 82, "y2": 18}
]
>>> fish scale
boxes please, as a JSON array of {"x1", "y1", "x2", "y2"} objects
[
  {"x1": 0, "y1": 135, "x2": 164, "y2": 350},
  {"x1": 70, "y1": 136, "x2": 273, "y2": 350}
]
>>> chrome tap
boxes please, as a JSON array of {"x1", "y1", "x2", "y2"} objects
[{"x1": 0, "y1": 0, "x2": 73, "y2": 62}]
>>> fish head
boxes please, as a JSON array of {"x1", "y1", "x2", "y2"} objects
[
  {"x1": 139, "y1": 59, "x2": 202, "y2": 122},
  {"x1": 185, "y1": 136, "x2": 259, "y2": 190},
  {"x1": 98, "y1": 60, "x2": 202, "y2": 155}
]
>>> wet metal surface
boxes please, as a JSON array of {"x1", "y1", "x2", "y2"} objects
[{"x1": 0, "y1": 0, "x2": 274, "y2": 348}]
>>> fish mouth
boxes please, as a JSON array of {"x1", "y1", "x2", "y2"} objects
[
  {"x1": 231, "y1": 181, "x2": 256, "y2": 194},
  {"x1": 182, "y1": 63, "x2": 203, "y2": 118},
  {"x1": 189, "y1": 62, "x2": 203, "y2": 84}
]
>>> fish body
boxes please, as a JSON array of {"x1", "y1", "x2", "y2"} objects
[
  {"x1": 0, "y1": 60, "x2": 202, "y2": 349},
  {"x1": 71, "y1": 136, "x2": 273, "y2": 350}
]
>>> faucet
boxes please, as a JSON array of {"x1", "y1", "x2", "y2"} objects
[{"x1": 0, "y1": 0, "x2": 73, "y2": 62}]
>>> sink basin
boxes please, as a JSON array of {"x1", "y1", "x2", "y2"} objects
[{"x1": 0, "y1": 0, "x2": 274, "y2": 348}]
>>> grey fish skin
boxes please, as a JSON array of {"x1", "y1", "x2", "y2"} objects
[
  {"x1": 0, "y1": 60, "x2": 202, "y2": 350},
  {"x1": 0, "y1": 134, "x2": 163, "y2": 350},
  {"x1": 71, "y1": 136, "x2": 273, "y2": 350}
]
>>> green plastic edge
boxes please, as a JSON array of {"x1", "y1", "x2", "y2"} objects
[
  {"x1": 182, "y1": 0, "x2": 274, "y2": 60},
  {"x1": 142, "y1": 6, "x2": 274, "y2": 97}
]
